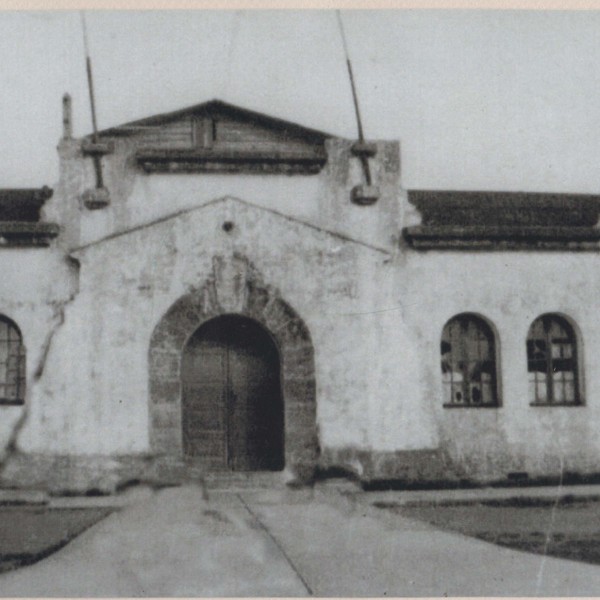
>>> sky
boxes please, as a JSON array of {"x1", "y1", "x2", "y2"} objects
[{"x1": 2, "y1": 10, "x2": 600, "y2": 193}]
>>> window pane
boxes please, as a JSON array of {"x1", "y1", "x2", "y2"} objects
[
  {"x1": 470, "y1": 383, "x2": 482, "y2": 404},
  {"x1": 527, "y1": 315, "x2": 579, "y2": 404},
  {"x1": 0, "y1": 318, "x2": 24, "y2": 404},
  {"x1": 548, "y1": 319, "x2": 568, "y2": 339},
  {"x1": 442, "y1": 382, "x2": 453, "y2": 404},
  {"x1": 528, "y1": 359, "x2": 546, "y2": 373},
  {"x1": 561, "y1": 343, "x2": 573, "y2": 359},
  {"x1": 536, "y1": 380, "x2": 548, "y2": 403},
  {"x1": 553, "y1": 372, "x2": 565, "y2": 402},
  {"x1": 442, "y1": 315, "x2": 496, "y2": 406},
  {"x1": 551, "y1": 340, "x2": 572, "y2": 360},
  {"x1": 527, "y1": 340, "x2": 546, "y2": 367},
  {"x1": 481, "y1": 382, "x2": 494, "y2": 404},
  {"x1": 451, "y1": 383, "x2": 464, "y2": 404},
  {"x1": 565, "y1": 381, "x2": 576, "y2": 403},
  {"x1": 467, "y1": 361, "x2": 480, "y2": 380}
]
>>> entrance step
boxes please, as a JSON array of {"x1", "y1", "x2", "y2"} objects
[{"x1": 203, "y1": 471, "x2": 286, "y2": 491}]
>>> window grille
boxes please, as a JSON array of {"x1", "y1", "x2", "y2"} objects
[
  {"x1": 0, "y1": 317, "x2": 25, "y2": 405},
  {"x1": 441, "y1": 314, "x2": 498, "y2": 407},
  {"x1": 527, "y1": 315, "x2": 580, "y2": 405}
]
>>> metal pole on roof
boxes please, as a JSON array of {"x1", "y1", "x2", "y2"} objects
[
  {"x1": 336, "y1": 10, "x2": 372, "y2": 187},
  {"x1": 336, "y1": 10, "x2": 365, "y2": 142},
  {"x1": 80, "y1": 11, "x2": 104, "y2": 189}
]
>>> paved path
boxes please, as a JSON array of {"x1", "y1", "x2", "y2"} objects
[
  {"x1": 246, "y1": 488, "x2": 600, "y2": 596},
  {"x1": 0, "y1": 485, "x2": 307, "y2": 597},
  {"x1": 3, "y1": 483, "x2": 600, "y2": 596}
]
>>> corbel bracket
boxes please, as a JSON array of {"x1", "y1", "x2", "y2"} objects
[
  {"x1": 350, "y1": 141, "x2": 380, "y2": 206},
  {"x1": 81, "y1": 140, "x2": 115, "y2": 157}
]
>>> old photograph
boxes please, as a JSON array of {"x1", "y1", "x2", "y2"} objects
[{"x1": 1, "y1": 7, "x2": 600, "y2": 596}]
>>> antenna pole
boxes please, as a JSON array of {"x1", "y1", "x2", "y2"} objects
[
  {"x1": 80, "y1": 11, "x2": 104, "y2": 188},
  {"x1": 336, "y1": 11, "x2": 371, "y2": 185}
]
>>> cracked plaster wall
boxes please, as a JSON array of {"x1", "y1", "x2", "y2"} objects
[
  {"x1": 0, "y1": 249, "x2": 76, "y2": 457},
  {"x1": 6, "y1": 128, "x2": 600, "y2": 486},
  {"x1": 15, "y1": 198, "x2": 408, "y2": 462}
]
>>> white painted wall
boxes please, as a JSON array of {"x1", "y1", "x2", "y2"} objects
[
  {"x1": 20, "y1": 189, "x2": 600, "y2": 483},
  {"x1": 0, "y1": 250, "x2": 75, "y2": 451},
  {"x1": 7, "y1": 127, "x2": 600, "y2": 484},
  {"x1": 17, "y1": 198, "x2": 390, "y2": 457},
  {"x1": 44, "y1": 138, "x2": 401, "y2": 256},
  {"x1": 398, "y1": 251, "x2": 600, "y2": 479}
]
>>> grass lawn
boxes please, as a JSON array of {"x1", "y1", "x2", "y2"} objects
[
  {"x1": 374, "y1": 495, "x2": 600, "y2": 565},
  {"x1": 0, "y1": 506, "x2": 114, "y2": 573}
]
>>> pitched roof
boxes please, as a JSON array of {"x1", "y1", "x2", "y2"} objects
[
  {"x1": 98, "y1": 99, "x2": 333, "y2": 143},
  {"x1": 0, "y1": 187, "x2": 53, "y2": 222}
]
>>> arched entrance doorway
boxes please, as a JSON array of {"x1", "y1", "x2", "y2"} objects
[
  {"x1": 149, "y1": 255, "x2": 318, "y2": 482},
  {"x1": 181, "y1": 315, "x2": 284, "y2": 471}
]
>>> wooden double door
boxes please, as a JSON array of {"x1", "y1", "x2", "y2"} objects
[{"x1": 181, "y1": 315, "x2": 284, "y2": 471}]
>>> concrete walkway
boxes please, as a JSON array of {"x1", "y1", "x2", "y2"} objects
[{"x1": 2, "y1": 483, "x2": 600, "y2": 596}]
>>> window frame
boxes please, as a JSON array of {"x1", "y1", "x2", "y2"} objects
[
  {"x1": 441, "y1": 313, "x2": 501, "y2": 409},
  {"x1": 526, "y1": 314, "x2": 583, "y2": 407},
  {"x1": 0, "y1": 315, "x2": 25, "y2": 406}
]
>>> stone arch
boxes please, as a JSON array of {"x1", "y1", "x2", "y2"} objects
[{"x1": 148, "y1": 254, "x2": 318, "y2": 480}]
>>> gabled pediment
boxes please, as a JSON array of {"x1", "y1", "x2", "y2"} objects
[
  {"x1": 73, "y1": 196, "x2": 390, "y2": 256},
  {"x1": 95, "y1": 100, "x2": 332, "y2": 175}
]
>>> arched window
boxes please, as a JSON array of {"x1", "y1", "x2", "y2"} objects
[
  {"x1": 441, "y1": 314, "x2": 499, "y2": 407},
  {"x1": 527, "y1": 315, "x2": 580, "y2": 405},
  {"x1": 0, "y1": 316, "x2": 25, "y2": 405}
]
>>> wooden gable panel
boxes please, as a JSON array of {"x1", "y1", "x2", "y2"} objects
[
  {"x1": 124, "y1": 115, "x2": 316, "y2": 153},
  {"x1": 214, "y1": 118, "x2": 314, "y2": 152},
  {"x1": 126, "y1": 117, "x2": 195, "y2": 149},
  {"x1": 102, "y1": 100, "x2": 330, "y2": 174}
]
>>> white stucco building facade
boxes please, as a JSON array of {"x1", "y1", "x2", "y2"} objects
[{"x1": 1, "y1": 98, "x2": 599, "y2": 493}]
